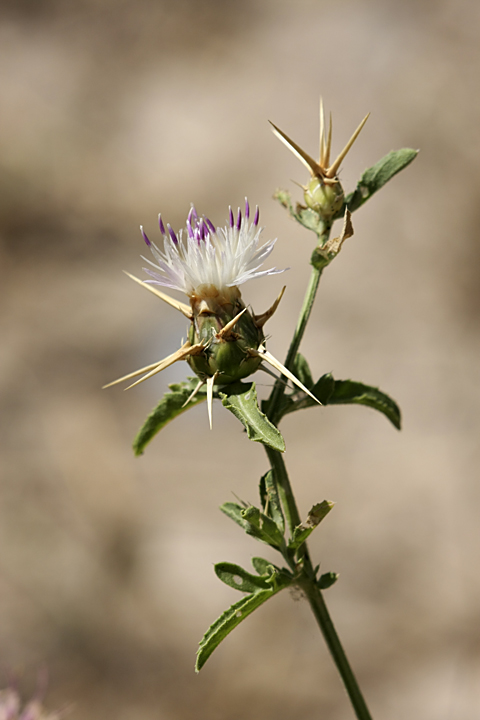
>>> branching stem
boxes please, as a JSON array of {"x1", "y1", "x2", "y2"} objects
[{"x1": 265, "y1": 222, "x2": 374, "y2": 720}]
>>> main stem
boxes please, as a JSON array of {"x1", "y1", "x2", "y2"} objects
[
  {"x1": 265, "y1": 226, "x2": 374, "y2": 720},
  {"x1": 267, "y1": 265, "x2": 323, "y2": 426},
  {"x1": 266, "y1": 447, "x2": 373, "y2": 720}
]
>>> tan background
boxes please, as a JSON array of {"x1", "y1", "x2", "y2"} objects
[{"x1": 1, "y1": 0, "x2": 480, "y2": 717}]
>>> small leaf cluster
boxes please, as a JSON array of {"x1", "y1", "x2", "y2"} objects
[{"x1": 196, "y1": 470, "x2": 335, "y2": 671}]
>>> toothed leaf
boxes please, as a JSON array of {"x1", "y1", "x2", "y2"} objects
[
  {"x1": 279, "y1": 374, "x2": 400, "y2": 429},
  {"x1": 327, "y1": 379, "x2": 401, "y2": 429},
  {"x1": 215, "y1": 562, "x2": 271, "y2": 593},
  {"x1": 196, "y1": 567, "x2": 292, "y2": 671},
  {"x1": 133, "y1": 377, "x2": 207, "y2": 455},
  {"x1": 288, "y1": 501, "x2": 334, "y2": 550},
  {"x1": 219, "y1": 382, "x2": 286, "y2": 452},
  {"x1": 341, "y1": 148, "x2": 418, "y2": 215}
]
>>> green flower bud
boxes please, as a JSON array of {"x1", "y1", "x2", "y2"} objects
[{"x1": 304, "y1": 176, "x2": 345, "y2": 220}]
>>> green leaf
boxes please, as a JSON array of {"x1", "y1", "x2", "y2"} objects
[
  {"x1": 196, "y1": 566, "x2": 292, "y2": 671},
  {"x1": 251, "y1": 557, "x2": 277, "y2": 575},
  {"x1": 278, "y1": 374, "x2": 401, "y2": 429},
  {"x1": 318, "y1": 572, "x2": 339, "y2": 590},
  {"x1": 214, "y1": 562, "x2": 271, "y2": 593},
  {"x1": 342, "y1": 148, "x2": 418, "y2": 214},
  {"x1": 219, "y1": 382, "x2": 286, "y2": 452},
  {"x1": 133, "y1": 377, "x2": 206, "y2": 455},
  {"x1": 259, "y1": 470, "x2": 285, "y2": 536},
  {"x1": 273, "y1": 188, "x2": 330, "y2": 237},
  {"x1": 220, "y1": 502, "x2": 251, "y2": 531},
  {"x1": 220, "y1": 502, "x2": 284, "y2": 548},
  {"x1": 293, "y1": 353, "x2": 314, "y2": 390},
  {"x1": 241, "y1": 506, "x2": 284, "y2": 548},
  {"x1": 196, "y1": 592, "x2": 274, "y2": 671},
  {"x1": 312, "y1": 373, "x2": 335, "y2": 404},
  {"x1": 328, "y1": 379, "x2": 401, "y2": 430},
  {"x1": 276, "y1": 372, "x2": 334, "y2": 419},
  {"x1": 288, "y1": 501, "x2": 334, "y2": 550}
]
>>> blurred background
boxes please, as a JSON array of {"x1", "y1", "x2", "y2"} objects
[{"x1": 1, "y1": 0, "x2": 480, "y2": 717}]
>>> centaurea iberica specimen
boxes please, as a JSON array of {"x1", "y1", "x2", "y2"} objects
[
  {"x1": 105, "y1": 200, "x2": 318, "y2": 428},
  {"x1": 106, "y1": 101, "x2": 417, "y2": 720}
]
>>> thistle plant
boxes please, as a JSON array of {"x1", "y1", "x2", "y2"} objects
[{"x1": 105, "y1": 101, "x2": 417, "y2": 720}]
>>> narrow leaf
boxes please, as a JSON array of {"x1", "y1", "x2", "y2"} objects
[
  {"x1": 214, "y1": 562, "x2": 271, "y2": 593},
  {"x1": 220, "y1": 502, "x2": 284, "y2": 548},
  {"x1": 251, "y1": 557, "x2": 277, "y2": 576},
  {"x1": 196, "y1": 591, "x2": 274, "y2": 671},
  {"x1": 196, "y1": 569, "x2": 292, "y2": 671},
  {"x1": 220, "y1": 502, "x2": 250, "y2": 531},
  {"x1": 219, "y1": 382, "x2": 286, "y2": 452},
  {"x1": 289, "y1": 501, "x2": 334, "y2": 550},
  {"x1": 133, "y1": 378, "x2": 206, "y2": 455},
  {"x1": 328, "y1": 379, "x2": 401, "y2": 430},
  {"x1": 343, "y1": 148, "x2": 418, "y2": 214},
  {"x1": 278, "y1": 374, "x2": 401, "y2": 429},
  {"x1": 242, "y1": 506, "x2": 284, "y2": 548}
]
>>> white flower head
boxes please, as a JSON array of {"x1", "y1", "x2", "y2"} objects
[{"x1": 140, "y1": 199, "x2": 285, "y2": 299}]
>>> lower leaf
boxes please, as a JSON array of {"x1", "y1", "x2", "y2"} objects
[
  {"x1": 196, "y1": 568, "x2": 292, "y2": 672},
  {"x1": 133, "y1": 377, "x2": 207, "y2": 455}
]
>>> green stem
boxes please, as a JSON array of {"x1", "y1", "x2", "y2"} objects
[
  {"x1": 265, "y1": 445, "x2": 301, "y2": 536},
  {"x1": 266, "y1": 444, "x2": 374, "y2": 720},
  {"x1": 300, "y1": 578, "x2": 374, "y2": 720},
  {"x1": 267, "y1": 265, "x2": 323, "y2": 425},
  {"x1": 267, "y1": 221, "x2": 330, "y2": 425},
  {"x1": 265, "y1": 222, "x2": 374, "y2": 719}
]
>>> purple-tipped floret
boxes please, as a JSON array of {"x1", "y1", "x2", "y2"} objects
[
  {"x1": 186, "y1": 218, "x2": 194, "y2": 238},
  {"x1": 190, "y1": 205, "x2": 199, "y2": 221},
  {"x1": 253, "y1": 206, "x2": 260, "y2": 226},
  {"x1": 140, "y1": 226, "x2": 151, "y2": 246},
  {"x1": 205, "y1": 216, "x2": 215, "y2": 234},
  {"x1": 158, "y1": 214, "x2": 166, "y2": 235},
  {"x1": 245, "y1": 198, "x2": 250, "y2": 219},
  {"x1": 229, "y1": 206, "x2": 234, "y2": 228},
  {"x1": 167, "y1": 224, "x2": 178, "y2": 245},
  {"x1": 236, "y1": 208, "x2": 242, "y2": 230}
]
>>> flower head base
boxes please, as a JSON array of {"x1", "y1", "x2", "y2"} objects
[
  {"x1": 141, "y1": 200, "x2": 284, "y2": 307},
  {"x1": 270, "y1": 100, "x2": 369, "y2": 220}
]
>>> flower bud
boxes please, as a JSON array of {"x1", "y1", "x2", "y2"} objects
[{"x1": 304, "y1": 176, "x2": 345, "y2": 220}]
